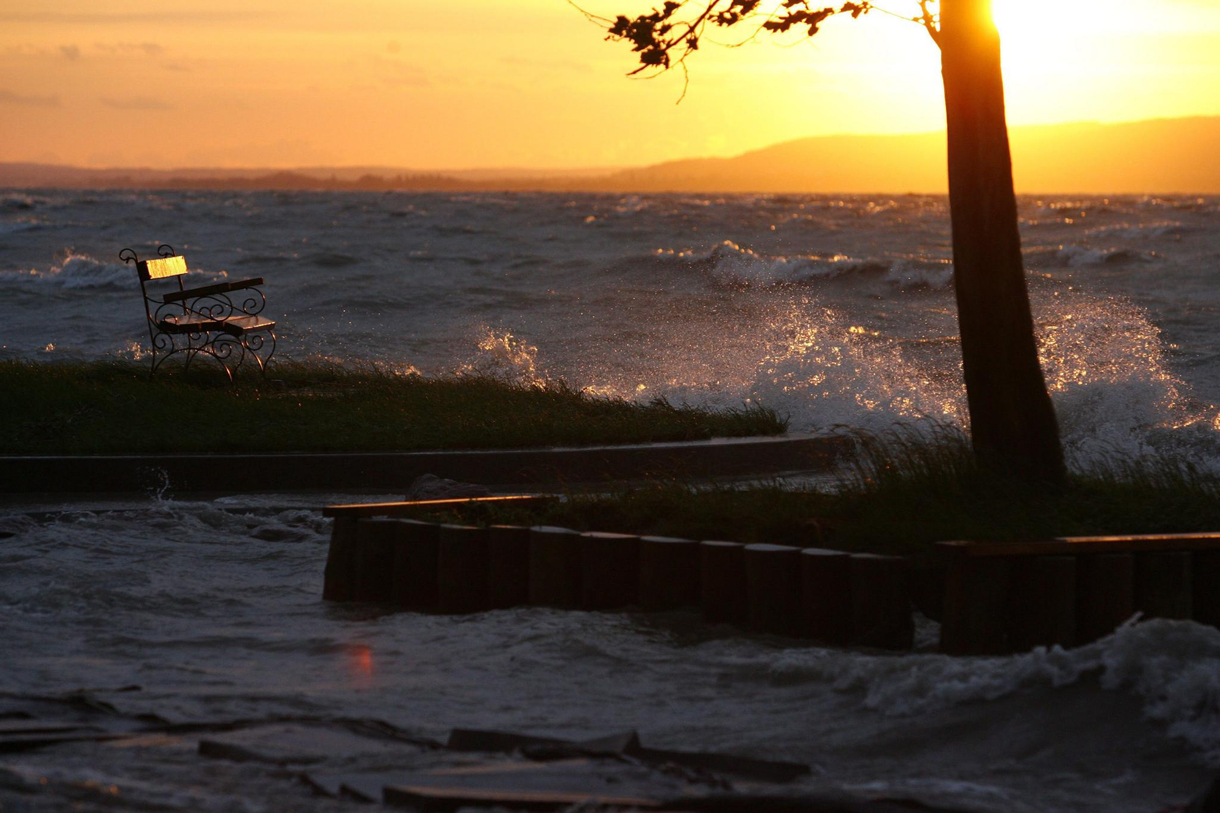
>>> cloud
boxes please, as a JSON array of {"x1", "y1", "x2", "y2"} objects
[
  {"x1": 0, "y1": 11, "x2": 264, "y2": 24},
  {"x1": 500, "y1": 56, "x2": 594, "y2": 74},
  {"x1": 92, "y1": 41, "x2": 166, "y2": 56},
  {"x1": 101, "y1": 96, "x2": 173, "y2": 111},
  {"x1": 368, "y1": 56, "x2": 430, "y2": 88},
  {"x1": 59, "y1": 44, "x2": 80, "y2": 61},
  {"x1": 0, "y1": 89, "x2": 60, "y2": 107}
]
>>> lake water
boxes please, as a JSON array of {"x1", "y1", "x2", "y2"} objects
[{"x1": 1, "y1": 190, "x2": 1219, "y2": 810}]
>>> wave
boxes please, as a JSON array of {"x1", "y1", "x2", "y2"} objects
[
  {"x1": 0, "y1": 252, "x2": 233, "y2": 292},
  {"x1": 0, "y1": 219, "x2": 42, "y2": 235},
  {"x1": 1056, "y1": 245, "x2": 1150, "y2": 267},
  {"x1": 305, "y1": 251, "x2": 360, "y2": 268},
  {"x1": 666, "y1": 241, "x2": 941, "y2": 290},
  {"x1": 1, "y1": 194, "x2": 41, "y2": 212},
  {"x1": 571, "y1": 287, "x2": 1220, "y2": 473},
  {"x1": 755, "y1": 618, "x2": 1220, "y2": 765},
  {"x1": 1086, "y1": 221, "x2": 1194, "y2": 240},
  {"x1": 883, "y1": 259, "x2": 954, "y2": 290},
  {"x1": 0, "y1": 254, "x2": 134, "y2": 290}
]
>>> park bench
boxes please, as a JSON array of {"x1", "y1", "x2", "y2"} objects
[{"x1": 121, "y1": 244, "x2": 276, "y2": 380}]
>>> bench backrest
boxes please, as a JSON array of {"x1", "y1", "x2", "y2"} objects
[
  {"x1": 120, "y1": 245, "x2": 190, "y2": 334},
  {"x1": 137, "y1": 255, "x2": 188, "y2": 282}
]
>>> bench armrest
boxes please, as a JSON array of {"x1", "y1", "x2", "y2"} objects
[{"x1": 163, "y1": 277, "x2": 264, "y2": 303}]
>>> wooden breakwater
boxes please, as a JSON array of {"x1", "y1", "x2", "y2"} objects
[
  {"x1": 322, "y1": 499, "x2": 1220, "y2": 654},
  {"x1": 322, "y1": 497, "x2": 918, "y2": 650},
  {"x1": 939, "y1": 535, "x2": 1220, "y2": 655}
]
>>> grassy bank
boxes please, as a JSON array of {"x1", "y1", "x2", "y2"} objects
[
  {"x1": 0, "y1": 360, "x2": 786, "y2": 454},
  {"x1": 413, "y1": 429, "x2": 1220, "y2": 555}
]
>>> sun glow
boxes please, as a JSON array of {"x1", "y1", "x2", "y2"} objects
[{"x1": 991, "y1": 0, "x2": 1105, "y2": 44}]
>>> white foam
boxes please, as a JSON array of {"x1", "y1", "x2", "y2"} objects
[
  {"x1": 0, "y1": 254, "x2": 133, "y2": 290},
  {"x1": 457, "y1": 327, "x2": 547, "y2": 387},
  {"x1": 704, "y1": 240, "x2": 888, "y2": 289},
  {"x1": 760, "y1": 619, "x2": 1220, "y2": 764},
  {"x1": 1056, "y1": 245, "x2": 1141, "y2": 267},
  {"x1": 884, "y1": 259, "x2": 953, "y2": 290}
]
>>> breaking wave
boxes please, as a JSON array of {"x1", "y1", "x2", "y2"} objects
[
  {"x1": 662, "y1": 241, "x2": 949, "y2": 290},
  {"x1": 758, "y1": 618, "x2": 1220, "y2": 765},
  {"x1": 0, "y1": 254, "x2": 133, "y2": 290}
]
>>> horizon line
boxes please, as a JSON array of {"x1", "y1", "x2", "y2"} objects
[{"x1": 4, "y1": 112, "x2": 1217, "y2": 178}]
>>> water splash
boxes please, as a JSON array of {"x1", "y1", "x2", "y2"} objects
[{"x1": 457, "y1": 328, "x2": 547, "y2": 387}]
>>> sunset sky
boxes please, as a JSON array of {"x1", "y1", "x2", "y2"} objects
[{"x1": 2, "y1": 0, "x2": 1218, "y2": 170}]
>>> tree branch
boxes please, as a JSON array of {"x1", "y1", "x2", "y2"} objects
[{"x1": 916, "y1": 0, "x2": 942, "y2": 47}]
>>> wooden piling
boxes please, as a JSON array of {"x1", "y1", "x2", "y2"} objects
[
  {"x1": 744, "y1": 544, "x2": 803, "y2": 636},
  {"x1": 487, "y1": 525, "x2": 531, "y2": 609},
  {"x1": 1007, "y1": 555, "x2": 1076, "y2": 651},
  {"x1": 1135, "y1": 551, "x2": 1192, "y2": 620},
  {"x1": 638, "y1": 536, "x2": 700, "y2": 611},
  {"x1": 849, "y1": 554, "x2": 913, "y2": 650},
  {"x1": 322, "y1": 516, "x2": 358, "y2": 602},
  {"x1": 1076, "y1": 553, "x2": 1135, "y2": 643},
  {"x1": 799, "y1": 548, "x2": 852, "y2": 646},
  {"x1": 436, "y1": 525, "x2": 490, "y2": 614},
  {"x1": 908, "y1": 556, "x2": 947, "y2": 622},
  {"x1": 1192, "y1": 551, "x2": 1220, "y2": 629},
  {"x1": 700, "y1": 541, "x2": 747, "y2": 625},
  {"x1": 393, "y1": 520, "x2": 440, "y2": 611},
  {"x1": 529, "y1": 526, "x2": 583, "y2": 608},
  {"x1": 940, "y1": 554, "x2": 1011, "y2": 655},
  {"x1": 352, "y1": 518, "x2": 399, "y2": 603},
  {"x1": 580, "y1": 532, "x2": 641, "y2": 610}
]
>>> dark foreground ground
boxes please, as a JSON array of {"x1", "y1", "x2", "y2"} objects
[{"x1": 0, "y1": 360, "x2": 786, "y2": 455}]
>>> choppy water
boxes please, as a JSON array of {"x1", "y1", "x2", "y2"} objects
[
  {"x1": 1, "y1": 499, "x2": 1217, "y2": 811},
  {"x1": 2, "y1": 190, "x2": 1220, "y2": 809},
  {"x1": 2, "y1": 190, "x2": 1219, "y2": 469}
]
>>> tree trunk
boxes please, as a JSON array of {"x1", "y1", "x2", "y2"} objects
[{"x1": 939, "y1": 0, "x2": 1065, "y2": 485}]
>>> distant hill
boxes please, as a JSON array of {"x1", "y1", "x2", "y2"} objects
[
  {"x1": 2, "y1": 116, "x2": 1217, "y2": 194},
  {"x1": 592, "y1": 116, "x2": 1220, "y2": 194}
]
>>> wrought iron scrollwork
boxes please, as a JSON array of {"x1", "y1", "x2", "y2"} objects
[{"x1": 123, "y1": 245, "x2": 276, "y2": 381}]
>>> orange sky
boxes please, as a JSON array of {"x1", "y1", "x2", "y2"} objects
[{"x1": 1, "y1": 0, "x2": 1218, "y2": 170}]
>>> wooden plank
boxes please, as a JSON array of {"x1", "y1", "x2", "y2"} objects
[
  {"x1": 218, "y1": 315, "x2": 276, "y2": 335},
  {"x1": 323, "y1": 495, "x2": 557, "y2": 519},
  {"x1": 383, "y1": 784, "x2": 660, "y2": 810},
  {"x1": 157, "y1": 314, "x2": 227, "y2": 333},
  {"x1": 162, "y1": 277, "x2": 264, "y2": 303},
  {"x1": 138, "y1": 255, "x2": 188, "y2": 280},
  {"x1": 938, "y1": 533, "x2": 1220, "y2": 557}
]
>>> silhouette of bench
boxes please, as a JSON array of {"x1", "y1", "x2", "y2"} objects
[{"x1": 121, "y1": 244, "x2": 276, "y2": 380}]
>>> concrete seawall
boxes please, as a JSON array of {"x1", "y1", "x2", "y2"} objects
[{"x1": 0, "y1": 434, "x2": 850, "y2": 495}]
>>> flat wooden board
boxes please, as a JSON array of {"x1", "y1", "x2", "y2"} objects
[
  {"x1": 323, "y1": 495, "x2": 557, "y2": 519},
  {"x1": 162, "y1": 277, "x2": 264, "y2": 303},
  {"x1": 939, "y1": 533, "x2": 1220, "y2": 557},
  {"x1": 139, "y1": 255, "x2": 188, "y2": 280}
]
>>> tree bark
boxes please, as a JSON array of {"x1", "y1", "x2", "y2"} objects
[{"x1": 939, "y1": 0, "x2": 1065, "y2": 484}]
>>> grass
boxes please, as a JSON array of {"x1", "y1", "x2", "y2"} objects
[
  {"x1": 411, "y1": 426, "x2": 1220, "y2": 555},
  {"x1": 0, "y1": 359, "x2": 787, "y2": 454}
]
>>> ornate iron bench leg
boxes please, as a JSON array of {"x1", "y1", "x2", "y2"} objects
[{"x1": 242, "y1": 331, "x2": 276, "y2": 378}]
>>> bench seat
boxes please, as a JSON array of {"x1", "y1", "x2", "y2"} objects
[{"x1": 158, "y1": 313, "x2": 276, "y2": 336}]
